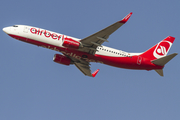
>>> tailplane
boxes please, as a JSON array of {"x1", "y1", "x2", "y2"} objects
[
  {"x1": 151, "y1": 53, "x2": 178, "y2": 66},
  {"x1": 155, "y1": 69, "x2": 164, "y2": 76},
  {"x1": 152, "y1": 53, "x2": 178, "y2": 76}
]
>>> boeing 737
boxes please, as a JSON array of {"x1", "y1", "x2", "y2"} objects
[{"x1": 3, "y1": 12, "x2": 177, "y2": 77}]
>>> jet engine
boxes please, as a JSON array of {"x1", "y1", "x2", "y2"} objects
[
  {"x1": 53, "y1": 54, "x2": 71, "y2": 65},
  {"x1": 62, "y1": 37, "x2": 81, "y2": 49}
]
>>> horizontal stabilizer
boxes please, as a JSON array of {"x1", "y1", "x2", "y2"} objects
[
  {"x1": 155, "y1": 69, "x2": 164, "y2": 76},
  {"x1": 151, "y1": 53, "x2": 178, "y2": 66}
]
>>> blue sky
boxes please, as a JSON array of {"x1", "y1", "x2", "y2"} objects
[{"x1": 0, "y1": 0, "x2": 180, "y2": 120}]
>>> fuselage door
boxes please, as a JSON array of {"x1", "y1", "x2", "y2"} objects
[
  {"x1": 23, "y1": 26, "x2": 29, "y2": 33},
  {"x1": 137, "y1": 56, "x2": 142, "y2": 65}
]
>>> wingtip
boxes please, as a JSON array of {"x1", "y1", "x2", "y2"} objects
[
  {"x1": 119, "y1": 12, "x2": 133, "y2": 23},
  {"x1": 92, "y1": 69, "x2": 100, "y2": 77}
]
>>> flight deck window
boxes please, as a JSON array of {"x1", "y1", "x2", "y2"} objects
[{"x1": 13, "y1": 25, "x2": 18, "y2": 27}]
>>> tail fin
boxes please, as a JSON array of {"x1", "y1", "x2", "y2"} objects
[
  {"x1": 140, "y1": 36, "x2": 175, "y2": 60},
  {"x1": 152, "y1": 53, "x2": 178, "y2": 76},
  {"x1": 140, "y1": 36, "x2": 176, "y2": 76}
]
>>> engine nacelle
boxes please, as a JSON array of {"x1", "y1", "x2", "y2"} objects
[
  {"x1": 53, "y1": 54, "x2": 71, "y2": 66},
  {"x1": 62, "y1": 37, "x2": 81, "y2": 49}
]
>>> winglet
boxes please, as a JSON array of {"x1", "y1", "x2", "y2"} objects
[
  {"x1": 92, "y1": 69, "x2": 100, "y2": 77},
  {"x1": 119, "y1": 12, "x2": 133, "y2": 23}
]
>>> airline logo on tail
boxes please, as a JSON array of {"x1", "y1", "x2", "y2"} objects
[{"x1": 153, "y1": 41, "x2": 172, "y2": 58}]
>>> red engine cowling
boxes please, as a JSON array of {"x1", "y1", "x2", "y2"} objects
[
  {"x1": 62, "y1": 37, "x2": 80, "y2": 49},
  {"x1": 53, "y1": 54, "x2": 71, "y2": 65}
]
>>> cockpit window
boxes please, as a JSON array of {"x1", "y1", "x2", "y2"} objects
[{"x1": 13, "y1": 25, "x2": 18, "y2": 27}]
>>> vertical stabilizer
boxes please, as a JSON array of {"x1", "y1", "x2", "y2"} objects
[{"x1": 140, "y1": 36, "x2": 175, "y2": 60}]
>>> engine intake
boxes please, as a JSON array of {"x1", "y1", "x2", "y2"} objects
[
  {"x1": 53, "y1": 54, "x2": 71, "y2": 65},
  {"x1": 62, "y1": 37, "x2": 81, "y2": 49}
]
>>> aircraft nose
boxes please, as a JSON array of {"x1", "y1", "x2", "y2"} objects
[{"x1": 3, "y1": 27, "x2": 10, "y2": 34}]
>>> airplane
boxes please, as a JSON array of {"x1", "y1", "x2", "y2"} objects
[{"x1": 3, "y1": 12, "x2": 178, "y2": 77}]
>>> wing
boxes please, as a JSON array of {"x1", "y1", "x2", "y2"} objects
[
  {"x1": 67, "y1": 55, "x2": 99, "y2": 77},
  {"x1": 79, "y1": 12, "x2": 132, "y2": 54},
  {"x1": 74, "y1": 62, "x2": 92, "y2": 76},
  {"x1": 74, "y1": 62, "x2": 99, "y2": 77}
]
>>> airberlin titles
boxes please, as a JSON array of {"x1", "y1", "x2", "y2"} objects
[
  {"x1": 30, "y1": 27, "x2": 64, "y2": 40},
  {"x1": 30, "y1": 27, "x2": 81, "y2": 49}
]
